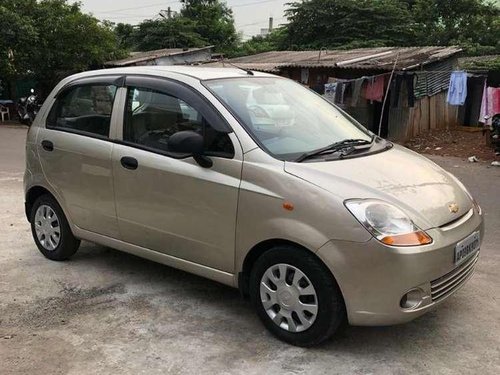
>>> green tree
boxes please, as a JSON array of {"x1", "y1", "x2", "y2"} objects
[
  {"x1": 131, "y1": 17, "x2": 207, "y2": 51},
  {"x1": 411, "y1": 0, "x2": 500, "y2": 54},
  {"x1": 232, "y1": 29, "x2": 287, "y2": 57},
  {"x1": 282, "y1": 0, "x2": 415, "y2": 49},
  {"x1": 0, "y1": 0, "x2": 125, "y2": 96},
  {"x1": 115, "y1": 23, "x2": 136, "y2": 50},
  {"x1": 180, "y1": 0, "x2": 238, "y2": 53},
  {"x1": 0, "y1": 0, "x2": 38, "y2": 96}
]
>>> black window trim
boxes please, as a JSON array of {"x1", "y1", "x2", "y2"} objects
[
  {"x1": 114, "y1": 139, "x2": 234, "y2": 161},
  {"x1": 55, "y1": 75, "x2": 126, "y2": 98},
  {"x1": 121, "y1": 75, "x2": 235, "y2": 159},
  {"x1": 123, "y1": 75, "x2": 233, "y2": 134},
  {"x1": 44, "y1": 73, "x2": 237, "y2": 160}
]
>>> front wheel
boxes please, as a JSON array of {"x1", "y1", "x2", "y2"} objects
[
  {"x1": 249, "y1": 246, "x2": 346, "y2": 347},
  {"x1": 30, "y1": 194, "x2": 80, "y2": 261}
]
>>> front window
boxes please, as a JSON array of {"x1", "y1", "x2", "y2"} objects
[
  {"x1": 204, "y1": 77, "x2": 372, "y2": 161},
  {"x1": 123, "y1": 87, "x2": 234, "y2": 157}
]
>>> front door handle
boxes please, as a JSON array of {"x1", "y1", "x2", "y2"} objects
[
  {"x1": 41, "y1": 140, "x2": 54, "y2": 152},
  {"x1": 120, "y1": 156, "x2": 138, "y2": 170}
]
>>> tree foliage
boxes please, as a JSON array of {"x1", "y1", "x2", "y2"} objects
[
  {"x1": 131, "y1": 18, "x2": 207, "y2": 51},
  {"x1": 114, "y1": 0, "x2": 239, "y2": 54},
  {"x1": 180, "y1": 0, "x2": 238, "y2": 53},
  {"x1": 243, "y1": 0, "x2": 499, "y2": 55},
  {"x1": 233, "y1": 29, "x2": 287, "y2": 57},
  {"x1": 0, "y1": 0, "x2": 125, "y2": 94},
  {"x1": 411, "y1": 0, "x2": 500, "y2": 54},
  {"x1": 283, "y1": 0, "x2": 415, "y2": 49}
]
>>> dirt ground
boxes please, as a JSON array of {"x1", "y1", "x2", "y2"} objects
[
  {"x1": 1, "y1": 125, "x2": 499, "y2": 375},
  {"x1": 404, "y1": 128, "x2": 499, "y2": 162}
]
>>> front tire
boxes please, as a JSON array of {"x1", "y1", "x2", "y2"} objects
[
  {"x1": 249, "y1": 246, "x2": 346, "y2": 347},
  {"x1": 30, "y1": 194, "x2": 80, "y2": 261}
]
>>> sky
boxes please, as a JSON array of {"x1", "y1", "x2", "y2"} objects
[{"x1": 78, "y1": 0, "x2": 290, "y2": 39}]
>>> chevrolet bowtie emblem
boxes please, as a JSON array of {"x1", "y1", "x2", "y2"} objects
[{"x1": 448, "y1": 203, "x2": 459, "y2": 213}]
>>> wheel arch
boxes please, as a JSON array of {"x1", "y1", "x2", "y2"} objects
[
  {"x1": 25, "y1": 185, "x2": 57, "y2": 222},
  {"x1": 238, "y1": 238, "x2": 342, "y2": 301}
]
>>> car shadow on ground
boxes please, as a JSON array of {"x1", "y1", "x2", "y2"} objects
[{"x1": 65, "y1": 241, "x2": 451, "y2": 354}]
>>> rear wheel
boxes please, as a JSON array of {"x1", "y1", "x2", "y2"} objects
[
  {"x1": 249, "y1": 246, "x2": 346, "y2": 347},
  {"x1": 30, "y1": 194, "x2": 80, "y2": 261}
]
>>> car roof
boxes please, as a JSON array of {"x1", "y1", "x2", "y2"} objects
[{"x1": 77, "y1": 66, "x2": 274, "y2": 81}]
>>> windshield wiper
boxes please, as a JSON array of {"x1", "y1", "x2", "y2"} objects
[{"x1": 295, "y1": 136, "x2": 375, "y2": 162}]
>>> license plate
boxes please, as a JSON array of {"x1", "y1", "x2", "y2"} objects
[{"x1": 454, "y1": 232, "x2": 480, "y2": 266}]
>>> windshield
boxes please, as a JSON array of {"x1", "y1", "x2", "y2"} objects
[{"x1": 204, "y1": 77, "x2": 372, "y2": 161}]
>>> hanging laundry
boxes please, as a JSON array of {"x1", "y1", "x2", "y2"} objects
[
  {"x1": 335, "y1": 80, "x2": 351, "y2": 104},
  {"x1": 479, "y1": 82, "x2": 500, "y2": 126},
  {"x1": 404, "y1": 74, "x2": 416, "y2": 107},
  {"x1": 447, "y1": 71, "x2": 468, "y2": 105},
  {"x1": 391, "y1": 73, "x2": 416, "y2": 108},
  {"x1": 479, "y1": 80, "x2": 489, "y2": 125},
  {"x1": 334, "y1": 82, "x2": 343, "y2": 103},
  {"x1": 351, "y1": 77, "x2": 367, "y2": 106},
  {"x1": 324, "y1": 83, "x2": 337, "y2": 103},
  {"x1": 339, "y1": 81, "x2": 350, "y2": 105},
  {"x1": 413, "y1": 73, "x2": 428, "y2": 99},
  {"x1": 364, "y1": 75, "x2": 385, "y2": 102}
]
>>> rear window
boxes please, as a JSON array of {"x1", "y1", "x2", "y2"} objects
[{"x1": 47, "y1": 84, "x2": 117, "y2": 138}]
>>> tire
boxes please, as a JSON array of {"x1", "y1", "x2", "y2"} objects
[
  {"x1": 249, "y1": 246, "x2": 346, "y2": 347},
  {"x1": 30, "y1": 194, "x2": 80, "y2": 261}
]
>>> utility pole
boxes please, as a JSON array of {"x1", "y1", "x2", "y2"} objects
[{"x1": 159, "y1": 7, "x2": 172, "y2": 19}]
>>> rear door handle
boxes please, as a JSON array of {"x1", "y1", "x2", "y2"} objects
[
  {"x1": 41, "y1": 140, "x2": 54, "y2": 152},
  {"x1": 120, "y1": 156, "x2": 138, "y2": 170}
]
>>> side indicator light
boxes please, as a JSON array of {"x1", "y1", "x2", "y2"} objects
[
  {"x1": 380, "y1": 231, "x2": 432, "y2": 246},
  {"x1": 283, "y1": 202, "x2": 294, "y2": 211}
]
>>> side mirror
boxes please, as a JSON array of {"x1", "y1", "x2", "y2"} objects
[{"x1": 167, "y1": 130, "x2": 213, "y2": 168}]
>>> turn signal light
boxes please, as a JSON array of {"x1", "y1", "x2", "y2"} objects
[{"x1": 380, "y1": 231, "x2": 432, "y2": 246}]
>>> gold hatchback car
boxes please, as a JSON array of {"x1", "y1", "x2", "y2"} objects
[{"x1": 24, "y1": 67, "x2": 484, "y2": 346}]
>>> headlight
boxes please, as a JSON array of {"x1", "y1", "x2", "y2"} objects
[{"x1": 345, "y1": 199, "x2": 433, "y2": 246}]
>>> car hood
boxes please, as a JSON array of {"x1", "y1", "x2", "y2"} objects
[{"x1": 284, "y1": 145, "x2": 472, "y2": 229}]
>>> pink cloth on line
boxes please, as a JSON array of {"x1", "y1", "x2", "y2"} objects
[
  {"x1": 479, "y1": 82, "x2": 500, "y2": 126},
  {"x1": 364, "y1": 76, "x2": 385, "y2": 102}
]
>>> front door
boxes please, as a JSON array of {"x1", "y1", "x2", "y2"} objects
[
  {"x1": 112, "y1": 77, "x2": 242, "y2": 273},
  {"x1": 37, "y1": 78, "x2": 120, "y2": 238}
]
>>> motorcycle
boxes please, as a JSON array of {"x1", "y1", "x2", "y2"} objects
[
  {"x1": 491, "y1": 114, "x2": 500, "y2": 155},
  {"x1": 17, "y1": 89, "x2": 41, "y2": 126},
  {"x1": 483, "y1": 114, "x2": 500, "y2": 156}
]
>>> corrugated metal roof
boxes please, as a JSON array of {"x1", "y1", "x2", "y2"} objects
[
  {"x1": 207, "y1": 47, "x2": 462, "y2": 72},
  {"x1": 106, "y1": 46, "x2": 214, "y2": 67}
]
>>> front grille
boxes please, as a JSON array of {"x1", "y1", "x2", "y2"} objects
[{"x1": 430, "y1": 252, "x2": 479, "y2": 302}]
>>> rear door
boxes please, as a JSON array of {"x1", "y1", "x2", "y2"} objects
[
  {"x1": 111, "y1": 76, "x2": 243, "y2": 273},
  {"x1": 37, "y1": 76, "x2": 122, "y2": 238}
]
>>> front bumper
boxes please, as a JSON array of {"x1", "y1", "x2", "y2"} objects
[{"x1": 316, "y1": 209, "x2": 484, "y2": 326}]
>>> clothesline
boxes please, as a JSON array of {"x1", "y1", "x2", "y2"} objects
[{"x1": 329, "y1": 69, "x2": 482, "y2": 85}]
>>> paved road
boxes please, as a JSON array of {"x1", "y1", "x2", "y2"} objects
[{"x1": 0, "y1": 125, "x2": 499, "y2": 375}]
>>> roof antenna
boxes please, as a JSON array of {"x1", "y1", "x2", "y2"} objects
[{"x1": 220, "y1": 55, "x2": 254, "y2": 76}]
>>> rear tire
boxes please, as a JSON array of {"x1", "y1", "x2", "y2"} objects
[
  {"x1": 30, "y1": 194, "x2": 80, "y2": 261},
  {"x1": 249, "y1": 245, "x2": 346, "y2": 347}
]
